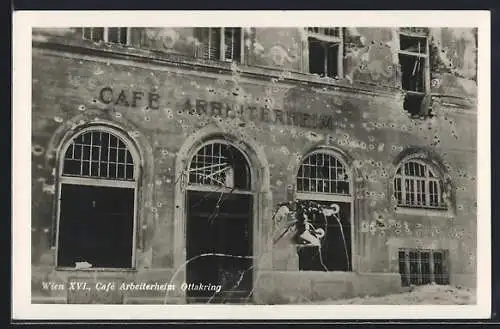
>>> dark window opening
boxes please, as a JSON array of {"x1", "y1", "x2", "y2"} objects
[
  {"x1": 297, "y1": 200, "x2": 352, "y2": 272},
  {"x1": 308, "y1": 37, "x2": 340, "y2": 78},
  {"x1": 398, "y1": 249, "x2": 450, "y2": 286},
  {"x1": 107, "y1": 27, "x2": 128, "y2": 44},
  {"x1": 400, "y1": 34, "x2": 427, "y2": 54},
  {"x1": 399, "y1": 33, "x2": 432, "y2": 118},
  {"x1": 57, "y1": 184, "x2": 135, "y2": 268},
  {"x1": 186, "y1": 190, "x2": 253, "y2": 303},
  {"x1": 82, "y1": 27, "x2": 128, "y2": 45},
  {"x1": 399, "y1": 54, "x2": 425, "y2": 92}
]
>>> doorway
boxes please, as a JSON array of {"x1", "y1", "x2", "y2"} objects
[{"x1": 184, "y1": 140, "x2": 254, "y2": 303}]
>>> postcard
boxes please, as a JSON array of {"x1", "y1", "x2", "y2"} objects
[{"x1": 12, "y1": 10, "x2": 491, "y2": 320}]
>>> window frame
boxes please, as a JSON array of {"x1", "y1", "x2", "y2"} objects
[
  {"x1": 81, "y1": 27, "x2": 131, "y2": 45},
  {"x1": 195, "y1": 27, "x2": 244, "y2": 64},
  {"x1": 394, "y1": 159, "x2": 448, "y2": 211},
  {"x1": 186, "y1": 139, "x2": 252, "y2": 194},
  {"x1": 398, "y1": 248, "x2": 450, "y2": 286},
  {"x1": 295, "y1": 149, "x2": 355, "y2": 272},
  {"x1": 398, "y1": 31, "x2": 431, "y2": 96},
  {"x1": 54, "y1": 126, "x2": 140, "y2": 271},
  {"x1": 296, "y1": 150, "x2": 352, "y2": 198},
  {"x1": 306, "y1": 27, "x2": 344, "y2": 78}
]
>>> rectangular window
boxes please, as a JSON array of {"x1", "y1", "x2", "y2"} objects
[
  {"x1": 398, "y1": 249, "x2": 449, "y2": 287},
  {"x1": 82, "y1": 27, "x2": 129, "y2": 45},
  {"x1": 195, "y1": 28, "x2": 242, "y2": 63},
  {"x1": 296, "y1": 200, "x2": 352, "y2": 272},
  {"x1": 307, "y1": 27, "x2": 343, "y2": 78},
  {"x1": 399, "y1": 32, "x2": 430, "y2": 116}
]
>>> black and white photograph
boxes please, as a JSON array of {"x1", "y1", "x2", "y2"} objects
[{"x1": 12, "y1": 10, "x2": 491, "y2": 320}]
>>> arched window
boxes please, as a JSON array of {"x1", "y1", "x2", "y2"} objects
[
  {"x1": 62, "y1": 130, "x2": 135, "y2": 181},
  {"x1": 188, "y1": 140, "x2": 251, "y2": 190},
  {"x1": 394, "y1": 159, "x2": 446, "y2": 209},
  {"x1": 295, "y1": 150, "x2": 352, "y2": 272},
  {"x1": 184, "y1": 140, "x2": 253, "y2": 300},
  {"x1": 297, "y1": 152, "x2": 350, "y2": 195},
  {"x1": 57, "y1": 128, "x2": 138, "y2": 269}
]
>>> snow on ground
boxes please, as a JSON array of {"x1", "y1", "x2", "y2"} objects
[{"x1": 316, "y1": 284, "x2": 476, "y2": 305}]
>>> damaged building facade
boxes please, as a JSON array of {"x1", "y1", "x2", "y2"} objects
[{"x1": 31, "y1": 26, "x2": 478, "y2": 304}]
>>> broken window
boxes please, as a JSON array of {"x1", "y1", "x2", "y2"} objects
[
  {"x1": 394, "y1": 160, "x2": 447, "y2": 210},
  {"x1": 398, "y1": 249, "x2": 449, "y2": 286},
  {"x1": 185, "y1": 140, "x2": 253, "y2": 302},
  {"x1": 188, "y1": 140, "x2": 251, "y2": 190},
  {"x1": 195, "y1": 28, "x2": 242, "y2": 63},
  {"x1": 57, "y1": 129, "x2": 137, "y2": 269},
  {"x1": 82, "y1": 27, "x2": 129, "y2": 45},
  {"x1": 398, "y1": 32, "x2": 431, "y2": 117},
  {"x1": 307, "y1": 27, "x2": 343, "y2": 78},
  {"x1": 297, "y1": 152, "x2": 350, "y2": 195},
  {"x1": 296, "y1": 152, "x2": 352, "y2": 272}
]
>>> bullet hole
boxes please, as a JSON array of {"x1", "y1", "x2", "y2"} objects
[
  {"x1": 175, "y1": 205, "x2": 180, "y2": 209},
  {"x1": 53, "y1": 116, "x2": 64, "y2": 123},
  {"x1": 144, "y1": 116, "x2": 151, "y2": 122},
  {"x1": 151, "y1": 207, "x2": 158, "y2": 213},
  {"x1": 287, "y1": 184, "x2": 294, "y2": 190},
  {"x1": 32, "y1": 145, "x2": 45, "y2": 156},
  {"x1": 458, "y1": 205, "x2": 464, "y2": 210},
  {"x1": 368, "y1": 144, "x2": 375, "y2": 150}
]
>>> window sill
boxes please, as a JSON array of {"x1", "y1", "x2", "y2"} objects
[{"x1": 395, "y1": 207, "x2": 454, "y2": 218}]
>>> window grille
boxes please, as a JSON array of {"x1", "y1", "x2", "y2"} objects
[
  {"x1": 82, "y1": 27, "x2": 129, "y2": 45},
  {"x1": 398, "y1": 249, "x2": 449, "y2": 286},
  {"x1": 394, "y1": 160, "x2": 446, "y2": 209},
  {"x1": 63, "y1": 130, "x2": 135, "y2": 181},
  {"x1": 188, "y1": 142, "x2": 250, "y2": 190},
  {"x1": 297, "y1": 152, "x2": 350, "y2": 195}
]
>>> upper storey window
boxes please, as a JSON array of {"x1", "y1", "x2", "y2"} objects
[
  {"x1": 398, "y1": 31, "x2": 431, "y2": 117},
  {"x1": 194, "y1": 28, "x2": 243, "y2": 63},
  {"x1": 307, "y1": 27, "x2": 343, "y2": 79},
  {"x1": 82, "y1": 27, "x2": 129, "y2": 45}
]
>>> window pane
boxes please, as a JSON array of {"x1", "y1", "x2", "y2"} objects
[
  {"x1": 62, "y1": 131, "x2": 135, "y2": 181},
  {"x1": 326, "y1": 43, "x2": 339, "y2": 78},
  {"x1": 188, "y1": 142, "x2": 251, "y2": 190},
  {"x1": 91, "y1": 28, "x2": 104, "y2": 42},
  {"x1": 308, "y1": 37, "x2": 325, "y2": 76},
  {"x1": 296, "y1": 153, "x2": 349, "y2": 194}
]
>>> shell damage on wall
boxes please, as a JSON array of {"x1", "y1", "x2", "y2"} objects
[{"x1": 30, "y1": 26, "x2": 478, "y2": 304}]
